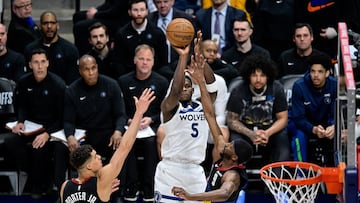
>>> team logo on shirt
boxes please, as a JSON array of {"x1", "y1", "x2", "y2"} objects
[
  {"x1": 5, "y1": 63, "x2": 11, "y2": 69},
  {"x1": 100, "y1": 92, "x2": 106, "y2": 98},
  {"x1": 43, "y1": 89, "x2": 49, "y2": 96},
  {"x1": 146, "y1": 34, "x2": 153, "y2": 40},
  {"x1": 56, "y1": 53, "x2": 62, "y2": 59},
  {"x1": 149, "y1": 85, "x2": 156, "y2": 91},
  {"x1": 324, "y1": 93, "x2": 331, "y2": 104}
]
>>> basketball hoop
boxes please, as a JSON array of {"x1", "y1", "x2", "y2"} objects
[{"x1": 260, "y1": 161, "x2": 345, "y2": 203}]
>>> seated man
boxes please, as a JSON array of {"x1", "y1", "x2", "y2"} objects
[
  {"x1": 290, "y1": 53, "x2": 337, "y2": 166},
  {"x1": 226, "y1": 55, "x2": 290, "y2": 167},
  {"x1": 5, "y1": 48, "x2": 66, "y2": 199},
  {"x1": 72, "y1": 0, "x2": 130, "y2": 55},
  {"x1": 201, "y1": 39, "x2": 239, "y2": 84}
]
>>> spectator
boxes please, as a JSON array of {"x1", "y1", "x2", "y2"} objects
[
  {"x1": 72, "y1": 0, "x2": 130, "y2": 55},
  {"x1": 5, "y1": 48, "x2": 66, "y2": 199},
  {"x1": 195, "y1": 0, "x2": 246, "y2": 54},
  {"x1": 60, "y1": 89, "x2": 155, "y2": 203},
  {"x1": 0, "y1": 23, "x2": 26, "y2": 134},
  {"x1": 87, "y1": 22, "x2": 121, "y2": 80},
  {"x1": 0, "y1": 23, "x2": 26, "y2": 82},
  {"x1": 24, "y1": 11, "x2": 80, "y2": 85},
  {"x1": 173, "y1": 0, "x2": 200, "y2": 16},
  {"x1": 172, "y1": 50, "x2": 252, "y2": 202},
  {"x1": 277, "y1": 23, "x2": 327, "y2": 78},
  {"x1": 118, "y1": 44, "x2": 168, "y2": 202},
  {"x1": 252, "y1": 0, "x2": 295, "y2": 62},
  {"x1": 148, "y1": 0, "x2": 194, "y2": 71},
  {"x1": 291, "y1": 53, "x2": 337, "y2": 166},
  {"x1": 295, "y1": 0, "x2": 339, "y2": 59},
  {"x1": 7, "y1": 0, "x2": 41, "y2": 54},
  {"x1": 113, "y1": 0, "x2": 168, "y2": 77},
  {"x1": 58, "y1": 55, "x2": 127, "y2": 199},
  {"x1": 201, "y1": 39, "x2": 239, "y2": 84},
  {"x1": 226, "y1": 55, "x2": 290, "y2": 167},
  {"x1": 154, "y1": 32, "x2": 216, "y2": 203},
  {"x1": 201, "y1": 0, "x2": 252, "y2": 23},
  {"x1": 221, "y1": 18, "x2": 270, "y2": 74}
]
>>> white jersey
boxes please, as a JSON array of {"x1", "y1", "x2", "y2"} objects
[{"x1": 161, "y1": 100, "x2": 208, "y2": 164}]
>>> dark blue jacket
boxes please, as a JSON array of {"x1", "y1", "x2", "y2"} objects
[{"x1": 291, "y1": 71, "x2": 337, "y2": 135}]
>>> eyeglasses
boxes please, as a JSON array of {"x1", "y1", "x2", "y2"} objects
[{"x1": 15, "y1": 2, "x2": 32, "y2": 9}]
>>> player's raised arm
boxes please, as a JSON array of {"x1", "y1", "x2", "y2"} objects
[
  {"x1": 187, "y1": 42, "x2": 225, "y2": 161},
  {"x1": 97, "y1": 88, "x2": 155, "y2": 200},
  {"x1": 161, "y1": 43, "x2": 191, "y2": 122}
]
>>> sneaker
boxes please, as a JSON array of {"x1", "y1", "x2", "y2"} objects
[
  {"x1": 143, "y1": 197, "x2": 154, "y2": 202},
  {"x1": 123, "y1": 191, "x2": 139, "y2": 202}
]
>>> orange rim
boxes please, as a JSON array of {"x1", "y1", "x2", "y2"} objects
[{"x1": 260, "y1": 161, "x2": 323, "y2": 186}]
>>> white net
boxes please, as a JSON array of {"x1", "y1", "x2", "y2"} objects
[{"x1": 261, "y1": 162, "x2": 322, "y2": 203}]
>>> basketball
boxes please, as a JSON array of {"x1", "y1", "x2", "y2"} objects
[{"x1": 166, "y1": 18, "x2": 195, "y2": 47}]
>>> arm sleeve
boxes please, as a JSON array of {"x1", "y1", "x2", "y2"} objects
[
  {"x1": 15, "y1": 82, "x2": 27, "y2": 123},
  {"x1": 44, "y1": 80, "x2": 66, "y2": 133},
  {"x1": 13, "y1": 53, "x2": 26, "y2": 82},
  {"x1": 112, "y1": 83, "x2": 127, "y2": 134},
  {"x1": 63, "y1": 88, "x2": 77, "y2": 137},
  {"x1": 273, "y1": 82, "x2": 288, "y2": 113},
  {"x1": 291, "y1": 82, "x2": 314, "y2": 135},
  {"x1": 212, "y1": 60, "x2": 239, "y2": 82},
  {"x1": 214, "y1": 76, "x2": 228, "y2": 125},
  {"x1": 64, "y1": 44, "x2": 80, "y2": 85}
]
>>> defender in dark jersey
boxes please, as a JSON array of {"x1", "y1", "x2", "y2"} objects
[
  {"x1": 60, "y1": 88, "x2": 155, "y2": 203},
  {"x1": 171, "y1": 42, "x2": 252, "y2": 203}
]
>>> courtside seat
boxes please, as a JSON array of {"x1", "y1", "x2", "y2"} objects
[
  {"x1": 228, "y1": 76, "x2": 244, "y2": 93},
  {"x1": 0, "y1": 134, "x2": 27, "y2": 196},
  {"x1": 279, "y1": 74, "x2": 304, "y2": 108}
]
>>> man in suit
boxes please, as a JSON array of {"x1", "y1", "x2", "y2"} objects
[
  {"x1": 195, "y1": 0, "x2": 246, "y2": 55},
  {"x1": 148, "y1": 0, "x2": 194, "y2": 79}
]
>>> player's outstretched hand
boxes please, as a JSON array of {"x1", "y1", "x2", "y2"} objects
[
  {"x1": 134, "y1": 88, "x2": 156, "y2": 115},
  {"x1": 193, "y1": 30, "x2": 203, "y2": 56}
]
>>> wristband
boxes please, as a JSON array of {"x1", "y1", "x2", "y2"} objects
[{"x1": 206, "y1": 80, "x2": 218, "y2": 93}]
